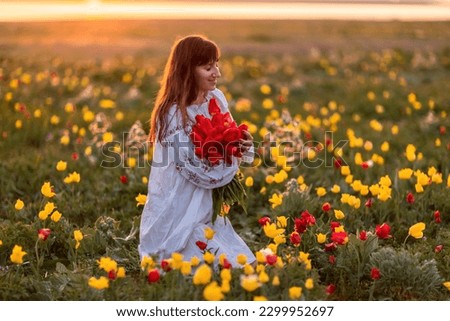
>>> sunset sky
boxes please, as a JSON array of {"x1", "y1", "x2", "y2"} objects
[{"x1": 1, "y1": 0, "x2": 449, "y2": 21}]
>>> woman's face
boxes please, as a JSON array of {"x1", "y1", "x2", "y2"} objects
[{"x1": 194, "y1": 61, "x2": 221, "y2": 93}]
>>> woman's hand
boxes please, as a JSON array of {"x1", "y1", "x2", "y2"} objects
[{"x1": 239, "y1": 130, "x2": 253, "y2": 154}]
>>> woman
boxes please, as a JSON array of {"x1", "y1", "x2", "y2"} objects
[{"x1": 139, "y1": 35, "x2": 256, "y2": 266}]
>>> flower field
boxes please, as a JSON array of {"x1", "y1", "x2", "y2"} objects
[{"x1": 0, "y1": 20, "x2": 449, "y2": 301}]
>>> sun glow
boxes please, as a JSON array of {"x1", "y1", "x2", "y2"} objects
[{"x1": 1, "y1": 1, "x2": 449, "y2": 21}]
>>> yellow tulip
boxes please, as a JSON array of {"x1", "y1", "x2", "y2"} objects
[
  {"x1": 408, "y1": 222, "x2": 426, "y2": 239},
  {"x1": 240, "y1": 275, "x2": 261, "y2": 292},
  {"x1": 269, "y1": 193, "x2": 283, "y2": 209},
  {"x1": 203, "y1": 252, "x2": 215, "y2": 265},
  {"x1": 50, "y1": 210, "x2": 62, "y2": 222},
  {"x1": 334, "y1": 209, "x2": 345, "y2": 220},
  {"x1": 276, "y1": 216, "x2": 287, "y2": 228},
  {"x1": 258, "y1": 271, "x2": 270, "y2": 283},
  {"x1": 63, "y1": 172, "x2": 81, "y2": 184},
  {"x1": 56, "y1": 160, "x2": 67, "y2": 171},
  {"x1": 316, "y1": 187, "x2": 327, "y2": 197},
  {"x1": 204, "y1": 227, "x2": 215, "y2": 240},
  {"x1": 289, "y1": 286, "x2": 303, "y2": 299},
  {"x1": 10, "y1": 245, "x2": 27, "y2": 264},
  {"x1": 88, "y1": 276, "x2": 109, "y2": 290},
  {"x1": 193, "y1": 264, "x2": 212, "y2": 285},
  {"x1": 97, "y1": 257, "x2": 118, "y2": 273},
  {"x1": 263, "y1": 223, "x2": 285, "y2": 239},
  {"x1": 116, "y1": 267, "x2": 126, "y2": 278},
  {"x1": 15, "y1": 199, "x2": 24, "y2": 210},
  {"x1": 245, "y1": 177, "x2": 254, "y2": 187},
  {"x1": 74, "y1": 230, "x2": 83, "y2": 249},
  {"x1": 99, "y1": 99, "x2": 116, "y2": 109},
  {"x1": 135, "y1": 193, "x2": 147, "y2": 207},
  {"x1": 41, "y1": 182, "x2": 56, "y2": 198},
  {"x1": 190, "y1": 256, "x2": 200, "y2": 267},
  {"x1": 234, "y1": 254, "x2": 247, "y2": 266},
  {"x1": 203, "y1": 281, "x2": 224, "y2": 301},
  {"x1": 340, "y1": 166, "x2": 351, "y2": 176},
  {"x1": 316, "y1": 233, "x2": 327, "y2": 244},
  {"x1": 305, "y1": 278, "x2": 314, "y2": 290},
  {"x1": 379, "y1": 175, "x2": 392, "y2": 187},
  {"x1": 406, "y1": 144, "x2": 416, "y2": 162},
  {"x1": 330, "y1": 184, "x2": 341, "y2": 193},
  {"x1": 443, "y1": 282, "x2": 450, "y2": 291},
  {"x1": 398, "y1": 168, "x2": 413, "y2": 180},
  {"x1": 220, "y1": 268, "x2": 232, "y2": 282}
]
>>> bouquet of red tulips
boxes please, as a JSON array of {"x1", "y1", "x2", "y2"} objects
[
  {"x1": 190, "y1": 98, "x2": 248, "y2": 223},
  {"x1": 190, "y1": 98, "x2": 249, "y2": 166}
]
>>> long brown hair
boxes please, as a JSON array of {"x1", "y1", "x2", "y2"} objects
[{"x1": 149, "y1": 35, "x2": 220, "y2": 143}]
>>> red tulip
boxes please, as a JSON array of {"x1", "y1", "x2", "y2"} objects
[
  {"x1": 196, "y1": 241, "x2": 207, "y2": 251},
  {"x1": 365, "y1": 198, "x2": 373, "y2": 208},
  {"x1": 331, "y1": 231, "x2": 348, "y2": 245},
  {"x1": 371, "y1": 267, "x2": 381, "y2": 280},
  {"x1": 359, "y1": 230, "x2": 368, "y2": 241},
  {"x1": 258, "y1": 216, "x2": 271, "y2": 227},
  {"x1": 375, "y1": 223, "x2": 391, "y2": 239},
  {"x1": 322, "y1": 202, "x2": 331, "y2": 212},
  {"x1": 147, "y1": 269, "x2": 160, "y2": 283},
  {"x1": 160, "y1": 260, "x2": 171, "y2": 272},
  {"x1": 406, "y1": 192, "x2": 415, "y2": 204},
  {"x1": 434, "y1": 210, "x2": 441, "y2": 224},
  {"x1": 108, "y1": 270, "x2": 117, "y2": 280},
  {"x1": 435, "y1": 245, "x2": 443, "y2": 253},
  {"x1": 120, "y1": 175, "x2": 128, "y2": 184},
  {"x1": 334, "y1": 159, "x2": 342, "y2": 169},
  {"x1": 290, "y1": 231, "x2": 301, "y2": 247},
  {"x1": 294, "y1": 210, "x2": 316, "y2": 233},
  {"x1": 266, "y1": 254, "x2": 278, "y2": 266},
  {"x1": 221, "y1": 258, "x2": 232, "y2": 269},
  {"x1": 330, "y1": 221, "x2": 341, "y2": 231},
  {"x1": 326, "y1": 284, "x2": 336, "y2": 295},
  {"x1": 38, "y1": 228, "x2": 51, "y2": 241}
]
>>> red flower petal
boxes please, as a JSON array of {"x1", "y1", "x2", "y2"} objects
[
  {"x1": 266, "y1": 254, "x2": 278, "y2": 266},
  {"x1": 195, "y1": 241, "x2": 207, "y2": 251},
  {"x1": 208, "y1": 98, "x2": 221, "y2": 116},
  {"x1": 147, "y1": 269, "x2": 160, "y2": 283},
  {"x1": 371, "y1": 267, "x2": 381, "y2": 280},
  {"x1": 258, "y1": 217, "x2": 271, "y2": 226}
]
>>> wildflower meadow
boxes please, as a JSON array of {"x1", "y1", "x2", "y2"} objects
[{"x1": 0, "y1": 20, "x2": 449, "y2": 301}]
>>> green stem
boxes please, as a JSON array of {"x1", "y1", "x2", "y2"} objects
[
  {"x1": 402, "y1": 234, "x2": 410, "y2": 247},
  {"x1": 34, "y1": 239, "x2": 41, "y2": 275}
]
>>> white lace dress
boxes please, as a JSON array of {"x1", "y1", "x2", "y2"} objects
[{"x1": 139, "y1": 88, "x2": 256, "y2": 266}]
